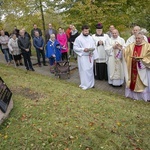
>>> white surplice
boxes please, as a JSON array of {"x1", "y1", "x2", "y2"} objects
[
  {"x1": 73, "y1": 33, "x2": 99, "y2": 90},
  {"x1": 92, "y1": 34, "x2": 110, "y2": 63},
  {"x1": 105, "y1": 36, "x2": 125, "y2": 86}
]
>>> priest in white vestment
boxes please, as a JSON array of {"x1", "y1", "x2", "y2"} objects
[
  {"x1": 105, "y1": 29, "x2": 125, "y2": 86},
  {"x1": 92, "y1": 23, "x2": 110, "y2": 80},
  {"x1": 123, "y1": 32, "x2": 150, "y2": 101},
  {"x1": 125, "y1": 26, "x2": 148, "y2": 47},
  {"x1": 73, "y1": 25, "x2": 99, "y2": 90}
]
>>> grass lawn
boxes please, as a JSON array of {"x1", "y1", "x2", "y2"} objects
[{"x1": 0, "y1": 63, "x2": 149, "y2": 150}]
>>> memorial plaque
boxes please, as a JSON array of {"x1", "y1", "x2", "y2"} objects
[{"x1": 0, "y1": 77, "x2": 12, "y2": 113}]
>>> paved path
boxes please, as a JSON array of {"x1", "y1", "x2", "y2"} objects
[{"x1": 0, "y1": 52, "x2": 125, "y2": 95}]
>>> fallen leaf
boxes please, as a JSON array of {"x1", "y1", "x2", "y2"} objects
[
  {"x1": 69, "y1": 135, "x2": 74, "y2": 140},
  {"x1": 89, "y1": 122, "x2": 95, "y2": 126},
  {"x1": 37, "y1": 128, "x2": 42, "y2": 132}
]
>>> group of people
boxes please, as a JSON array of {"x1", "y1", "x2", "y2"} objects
[
  {"x1": 0, "y1": 23, "x2": 150, "y2": 102},
  {"x1": 0, "y1": 23, "x2": 79, "y2": 73},
  {"x1": 45, "y1": 24, "x2": 79, "y2": 72},
  {"x1": 0, "y1": 28, "x2": 35, "y2": 71},
  {"x1": 74, "y1": 24, "x2": 150, "y2": 102}
]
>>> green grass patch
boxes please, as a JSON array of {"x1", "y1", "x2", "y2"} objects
[{"x1": 0, "y1": 64, "x2": 149, "y2": 150}]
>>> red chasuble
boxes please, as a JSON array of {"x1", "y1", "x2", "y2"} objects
[{"x1": 130, "y1": 45, "x2": 142, "y2": 91}]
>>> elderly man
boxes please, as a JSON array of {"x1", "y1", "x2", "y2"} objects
[
  {"x1": 123, "y1": 32, "x2": 150, "y2": 101},
  {"x1": 18, "y1": 29, "x2": 34, "y2": 71},
  {"x1": 125, "y1": 26, "x2": 148, "y2": 47},
  {"x1": 45, "y1": 23, "x2": 57, "y2": 42},
  {"x1": 92, "y1": 23, "x2": 110, "y2": 80},
  {"x1": 105, "y1": 29, "x2": 125, "y2": 86},
  {"x1": 33, "y1": 31, "x2": 47, "y2": 67},
  {"x1": 73, "y1": 25, "x2": 99, "y2": 90}
]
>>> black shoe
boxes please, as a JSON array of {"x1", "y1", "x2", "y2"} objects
[
  {"x1": 112, "y1": 85, "x2": 122, "y2": 87},
  {"x1": 31, "y1": 68, "x2": 35, "y2": 71},
  {"x1": 20, "y1": 63, "x2": 23, "y2": 66},
  {"x1": 16, "y1": 63, "x2": 19, "y2": 66},
  {"x1": 43, "y1": 64, "x2": 48, "y2": 66},
  {"x1": 29, "y1": 68, "x2": 35, "y2": 71},
  {"x1": 26, "y1": 68, "x2": 29, "y2": 71}
]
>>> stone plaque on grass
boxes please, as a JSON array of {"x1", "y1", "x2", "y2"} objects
[
  {"x1": 0, "y1": 77, "x2": 13, "y2": 124},
  {"x1": 0, "y1": 77, "x2": 12, "y2": 113}
]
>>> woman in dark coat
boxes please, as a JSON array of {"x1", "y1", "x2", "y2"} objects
[{"x1": 70, "y1": 25, "x2": 79, "y2": 59}]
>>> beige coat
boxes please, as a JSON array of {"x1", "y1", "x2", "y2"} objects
[{"x1": 8, "y1": 38, "x2": 21, "y2": 55}]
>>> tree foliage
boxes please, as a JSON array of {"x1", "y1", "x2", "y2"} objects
[
  {"x1": 126, "y1": 0, "x2": 150, "y2": 31},
  {"x1": 0, "y1": 0, "x2": 63, "y2": 33},
  {"x1": 0, "y1": 0, "x2": 150, "y2": 35}
]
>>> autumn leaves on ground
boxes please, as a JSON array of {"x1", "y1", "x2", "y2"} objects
[{"x1": 0, "y1": 64, "x2": 149, "y2": 150}]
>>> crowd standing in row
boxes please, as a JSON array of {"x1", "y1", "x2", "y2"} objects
[{"x1": 0, "y1": 23, "x2": 150, "y2": 102}]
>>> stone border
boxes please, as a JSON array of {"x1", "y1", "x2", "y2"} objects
[{"x1": 0, "y1": 99, "x2": 13, "y2": 125}]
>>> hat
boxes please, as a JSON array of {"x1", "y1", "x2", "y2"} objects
[{"x1": 96, "y1": 23, "x2": 103, "y2": 29}]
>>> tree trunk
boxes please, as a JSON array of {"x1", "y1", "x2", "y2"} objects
[{"x1": 39, "y1": 0, "x2": 46, "y2": 42}]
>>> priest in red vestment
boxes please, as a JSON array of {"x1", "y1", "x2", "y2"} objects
[{"x1": 123, "y1": 32, "x2": 150, "y2": 101}]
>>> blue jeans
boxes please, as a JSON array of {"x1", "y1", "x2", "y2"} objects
[{"x1": 2, "y1": 48, "x2": 12, "y2": 62}]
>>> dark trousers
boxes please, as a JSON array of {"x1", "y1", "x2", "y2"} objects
[
  {"x1": 61, "y1": 52, "x2": 68, "y2": 61},
  {"x1": 94, "y1": 63, "x2": 108, "y2": 81},
  {"x1": 36, "y1": 49, "x2": 46, "y2": 65},
  {"x1": 22, "y1": 52, "x2": 33, "y2": 70}
]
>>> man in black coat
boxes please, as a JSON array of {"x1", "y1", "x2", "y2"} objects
[
  {"x1": 18, "y1": 29, "x2": 34, "y2": 71},
  {"x1": 31, "y1": 24, "x2": 42, "y2": 39}
]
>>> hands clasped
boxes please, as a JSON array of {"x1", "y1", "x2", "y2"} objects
[
  {"x1": 25, "y1": 49, "x2": 29, "y2": 52},
  {"x1": 113, "y1": 43, "x2": 123, "y2": 50}
]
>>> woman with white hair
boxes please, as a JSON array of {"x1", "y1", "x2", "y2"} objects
[
  {"x1": 8, "y1": 33, "x2": 23, "y2": 66},
  {"x1": 46, "y1": 34, "x2": 61, "y2": 73}
]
